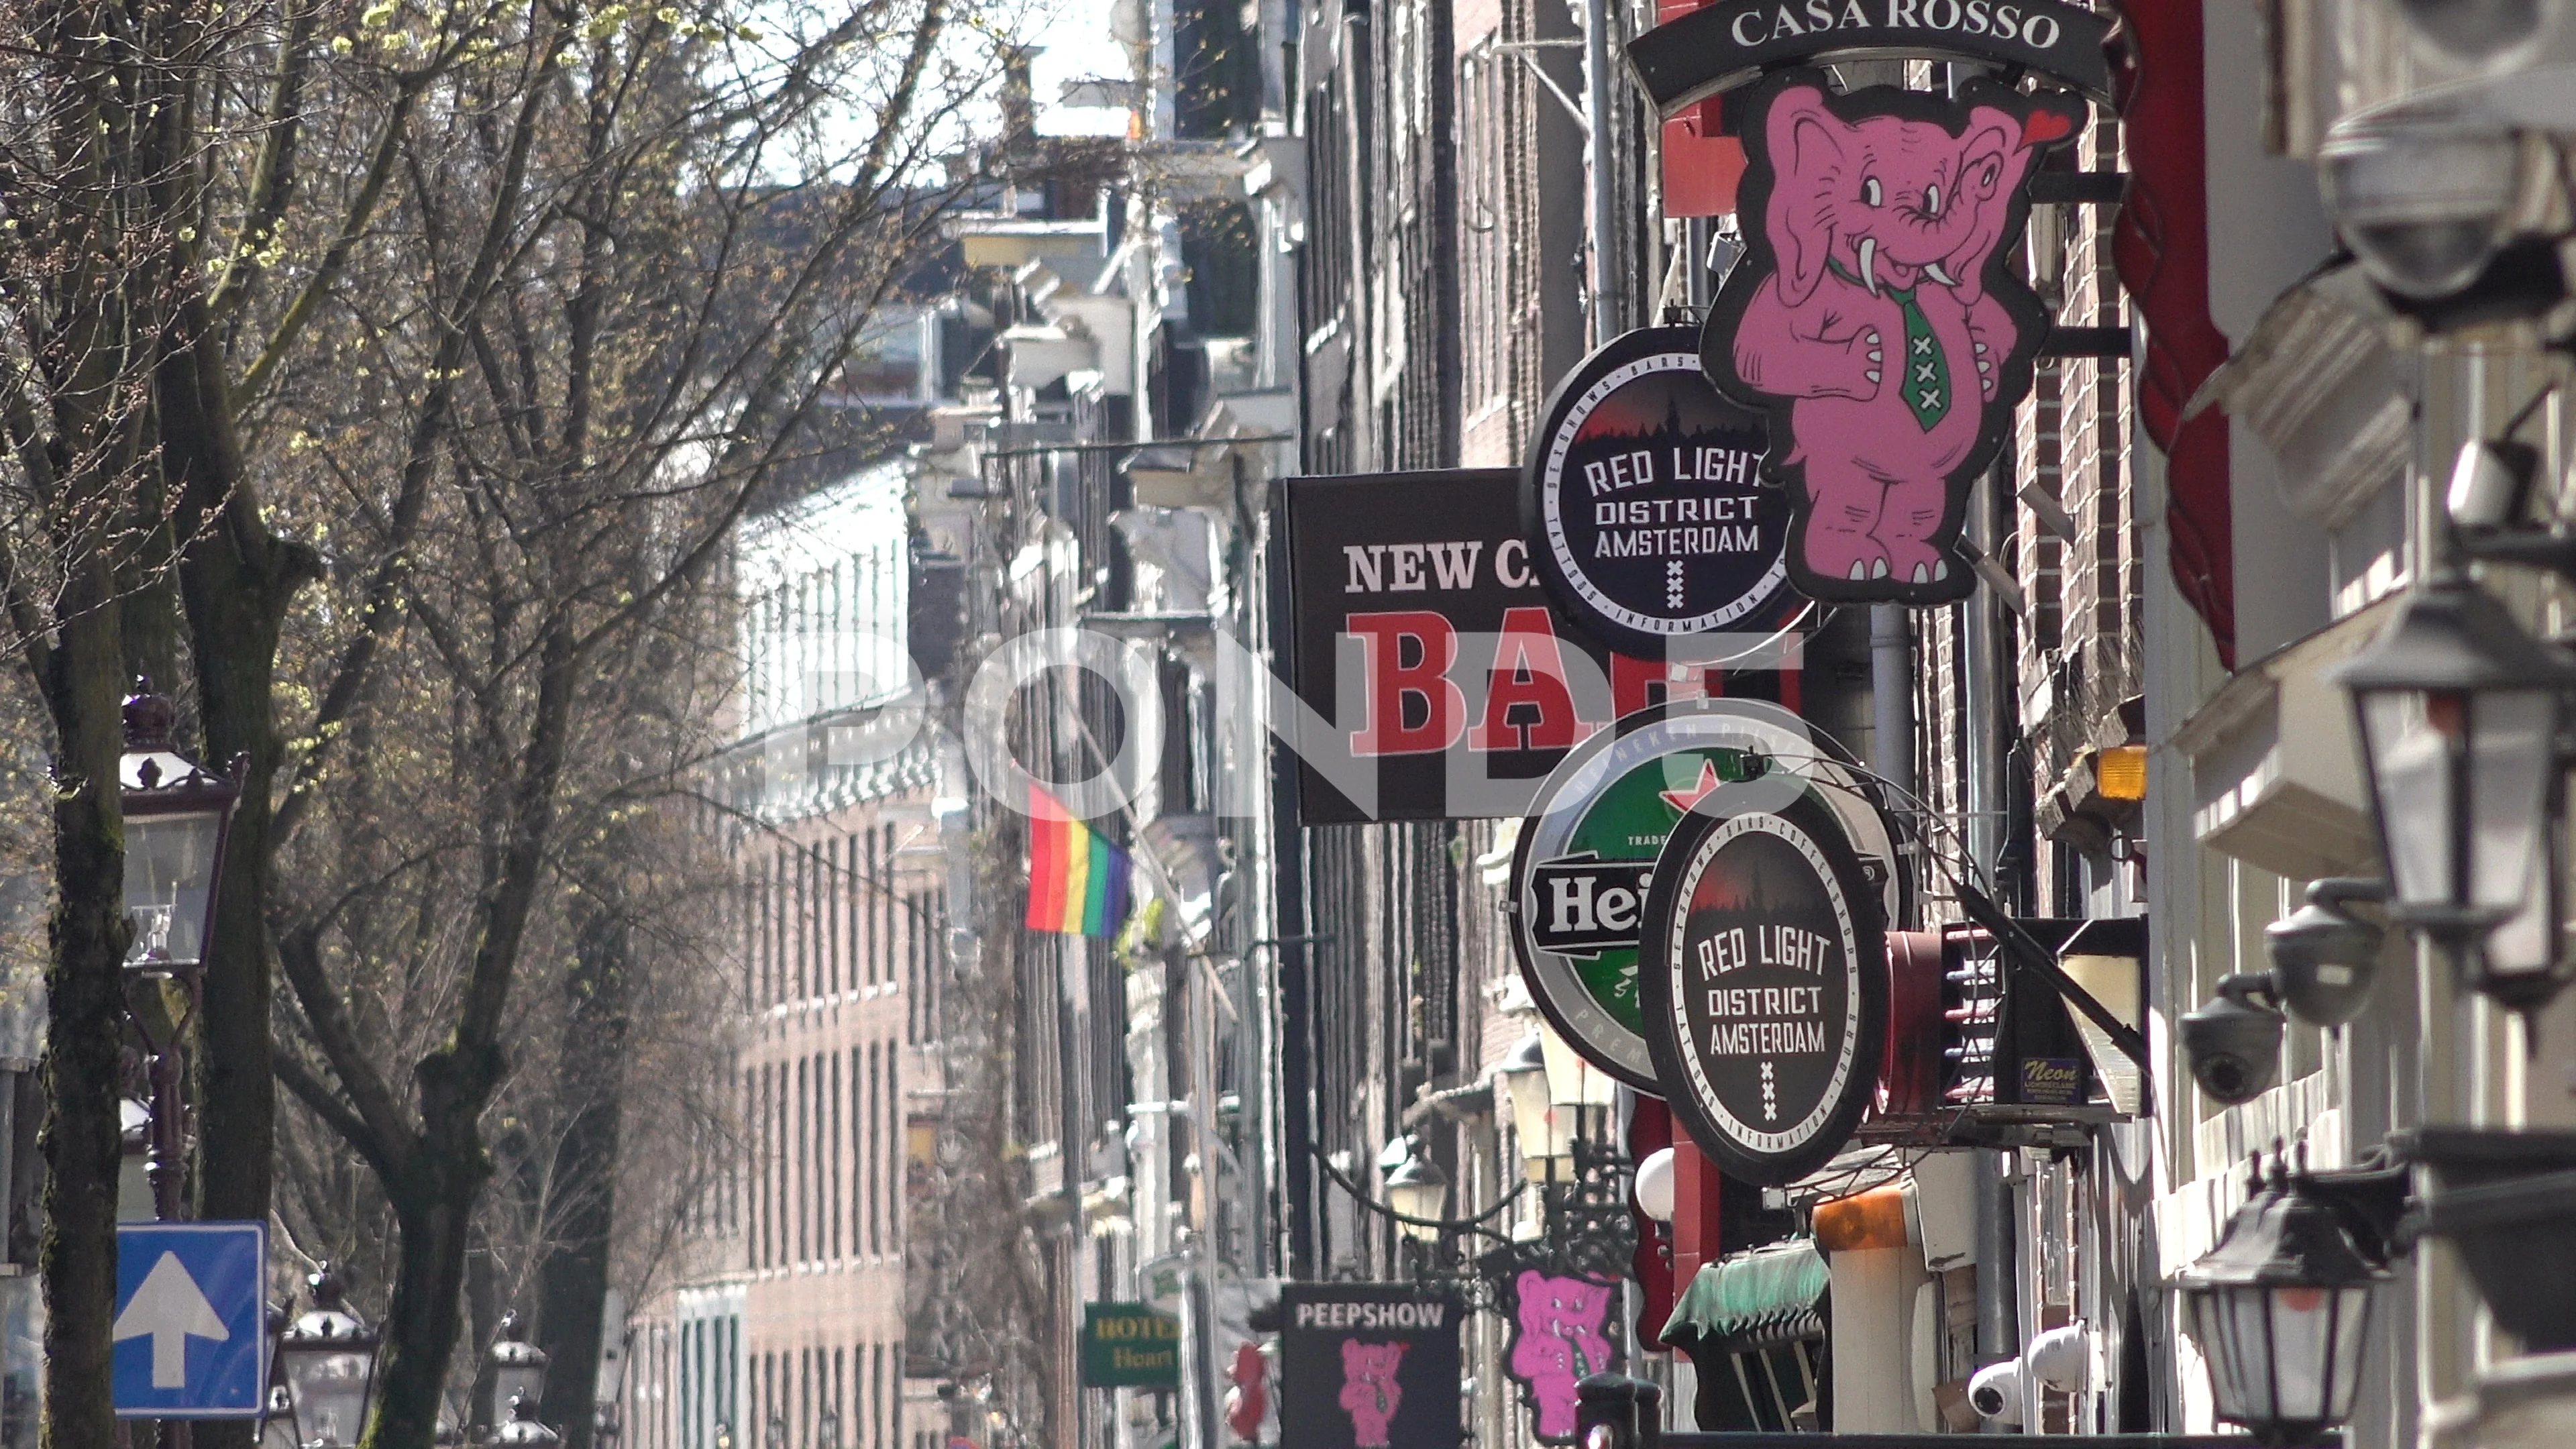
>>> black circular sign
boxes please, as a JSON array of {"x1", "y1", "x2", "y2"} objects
[
  {"x1": 1639, "y1": 789, "x2": 1886, "y2": 1187},
  {"x1": 1524, "y1": 327, "x2": 1790, "y2": 655}
]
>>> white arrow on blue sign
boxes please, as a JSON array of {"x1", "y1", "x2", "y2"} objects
[{"x1": 113, "y1": 1221, "x2": 267, "y2": 1418}]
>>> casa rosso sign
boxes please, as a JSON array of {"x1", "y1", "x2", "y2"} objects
[{"x1": 1624, "y1": 0, "x2": 2114, "y2": 113}]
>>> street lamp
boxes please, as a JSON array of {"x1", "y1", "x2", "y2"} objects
[
  {"x1": 493, "y1": 1391, "x2": 561, "y2": 1446},
  {"x1": 1382, "y1": 1152, "x2": 1450, "y2": 1243},
  {"x1": 119, "y1": 681, "x2": 241, "y2": 977},
  {"x1": 2172, "y1": 1154, "x2": 2389, "y2": 1446},
  {"x1": 275, "y1": 1264, "x2": 382, "y2": 1449},
  {"x1": 119, "y1": 679, "x2": 243, "y2": 1217},
  {"x1": 488, "y1": 1311, "x2": 550, "y2": 1430},
  {"x1": 1498, "y1": 1032, "x2": 1573, "y2": 1179},
  {"x1": 2329, "y1": 576, "x2": 2576, "y2": 1008}
]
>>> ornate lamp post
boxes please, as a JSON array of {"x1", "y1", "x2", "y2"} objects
[
  {"x1": 2330, "y1": 576, "x2": 2576, "y2": 1011},
  {"x1": 1382, "y1": 1153, "x2": 1450, "y2": 1244},
  {"x1": 274, "y1": 1265, "x2": 382, "y2": 1449},
  {"x1": 487, "y1": 1311, "x2": 550, "y2": 1432},
  {"x1": 118, "y1": 680, "x2": 241, "y2": 1217},
  {"x1": 2172, "y1": 1153, "x2": 2390, "y2": 1446},
  {"x1": 492, "y1": 1392, "x2": 561, "y2": 1446}
]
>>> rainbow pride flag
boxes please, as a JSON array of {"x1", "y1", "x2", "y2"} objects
[{"x1": 1025, "y1": 784, "x2": 1132, "y2": 937}]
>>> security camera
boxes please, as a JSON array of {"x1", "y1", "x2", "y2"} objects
[
  {"x1": 2396, "y1": 0, "x2": 2552, "y2": 62},
  {"x1": 2264, "y1": 877, "x2": 2387, "y2": 1028},
  {"x1": 2318, "y1": 112, "x2": 2523, "y2": 301},
  {"x1": 1967, "y1": 1360, "x2": 2023, "y2": 1424},
  {"x1": 2182, "y1": 974, "x2": 2286, "y2": 1106},
  {"x1": 2025, "y1": 1324, "x2": 2088, "y2": 1394}
]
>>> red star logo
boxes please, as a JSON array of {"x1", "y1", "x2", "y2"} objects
[{"x1": 1660, "y1": 759, "x2": 1723, "y2": 816}]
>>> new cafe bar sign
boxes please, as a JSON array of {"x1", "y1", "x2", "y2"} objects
[{"x1": 1279, "y1": 470, "x2": 1803, "y2": 823}]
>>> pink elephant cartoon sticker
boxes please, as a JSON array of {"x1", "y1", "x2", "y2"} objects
[
  {"x1": 1338, "y1": 1338, "x2": 1407, "y2": 1447},
  {"x1": 1507, "y1": 1271, "x2": 1616, "y2": 1443},
  {"x1": 1702, "y1": 69, "x2": 2082, "y2": 604}
]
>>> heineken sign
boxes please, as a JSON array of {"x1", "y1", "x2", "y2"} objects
[
  {"x1": 1081, "y1": 1302, "x2": 1181, "y2": 1388},
  {"x1": 1524, "y1": 328, "x2": 1789, "y2": 655},
  {"x1": 1513, "y1": 700, "x2": 1900, "y2": 1090},
  {"x1": 1625, "y1": 0, "x2": 2114, "y2": 115},
  {"x1": 1522, "y1": 857, "x2": 1656, "y2": 957},
  {"x1": 1639, "y1": 790, "x2": 1887, "y2": 1185}
]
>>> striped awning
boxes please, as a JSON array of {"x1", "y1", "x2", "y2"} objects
[{"x1": 1660, "y1": 1240, "x2": 1828, "y2": 1356}]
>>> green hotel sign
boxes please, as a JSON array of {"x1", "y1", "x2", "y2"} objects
[{"x1": 1081, "y1": 1302, "x2": 1181, "y2": 1388}]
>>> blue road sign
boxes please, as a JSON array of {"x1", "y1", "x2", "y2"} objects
[{"x1": 113, "y1": 1221, "x2": 268, "y2": 1419}]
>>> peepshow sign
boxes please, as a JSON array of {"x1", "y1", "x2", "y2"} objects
[
  {"x1": 1279, "y1": 1285, "x2": 1463, "y2": 1449},
  {"x1": 1639, "y1": 789, "x2": 1887, "y2": 1186}
]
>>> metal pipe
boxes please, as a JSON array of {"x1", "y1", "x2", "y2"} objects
[
  {"x1": 1581, "y1": 0, "x2": 1619, "y2": 342},
  {"x1": 1870, "y1": 606, "x2": 1913, "y2": 801}
]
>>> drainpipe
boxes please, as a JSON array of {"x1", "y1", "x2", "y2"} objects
[
  {"x1": 1581, "y1": 0, "x2": 1618, "y2": 341},
  {"x1": 1870, "y1": 606, "x2": 1913, "y2": 802}
]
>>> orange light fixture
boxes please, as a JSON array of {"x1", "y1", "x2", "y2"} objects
[
  {"x1": 2095, "y1": 744, "x2": 2149, "y2": 802},
  {"x1": 1812, "y1": 1183, "x2": 1913, "y2": 1252}
]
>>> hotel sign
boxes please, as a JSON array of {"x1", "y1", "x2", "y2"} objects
[{"x1": 1080, "y1": 1302, "x2": 1181, "y2": 1389}]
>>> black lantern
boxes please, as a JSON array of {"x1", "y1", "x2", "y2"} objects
[
  {"x1": 118, "y1": 682, "x2": 240, "y2": 977},
  {"x1": 275, "y1": 1265, "x2": 381, "y2": 1449},
  {"x1": 488, "y1": 1310, "x2": 550, "y2": 1428},
  {"x1": 2329, "y1": 578, "x2": 2576, "y2": 1007},
  {"x1": 492, "y1": 1391, "x2": 561, "y2": 1446},
  {"x1": 1383, "y1": 1152, "x2": 1450, "y2": 1243},
  {"x1": 2172, "y1": 1155, "x2": 2389, "y2": 1446}
]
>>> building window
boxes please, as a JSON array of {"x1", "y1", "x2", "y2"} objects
[
  {"x1": 867, "y1": 1043, "x2": 883, "y2": 1255},
  {"x1": 865, "y1": 829, "x2": 882, "y2": 984},
  {"x1": 829, "y1": 1051, "x2": 845, "y2": 1259}
]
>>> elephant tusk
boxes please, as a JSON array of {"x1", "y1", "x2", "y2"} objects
[
  {"x1": 1923, "y1": 260, "x2": 1960, "y2": 288},
  {"x1": 1858, "y1": 237, "x2": 1881, "y2": 295}
]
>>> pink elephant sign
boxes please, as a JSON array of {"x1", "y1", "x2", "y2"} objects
[
  {"x1": 1337, "y1": 1340, "x2": 1408, "y2": 1447},
  {"x1": 1505, "y1": 1271, "x2": 1617, "y2": 1444},
  {"x1": 1701, "y1": 69, "x2": 2082, "y2": 604}
]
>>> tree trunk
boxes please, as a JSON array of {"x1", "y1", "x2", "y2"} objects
[
  {"x1": 363, "y1": 1120, "x2": 490, "y2": 1449},
  {"x1": 163, "y1": 284, "x2": 315, "y2": 1449},
  {"x1": 38, "y1": 599, "x2": 131, "y2": 1449},
  {"x1": 535, "y1": 904, "x2": 631, "y2": 1449}
]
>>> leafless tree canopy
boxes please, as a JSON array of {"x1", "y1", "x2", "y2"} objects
[{"x1": 0, "y1": 0, "x2": 1008, "y2": 1436}]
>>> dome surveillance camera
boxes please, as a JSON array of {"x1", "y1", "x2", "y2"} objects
[
  {"x1": 1967, "y1": 1360, "x2": 2023, "y2": 1424},
  {"x1": 2264, "y1": 877, "x2": 2387, "y2": 1028},
  {"x1": 2318, "y1": 113, "x2": 2524, "y2": 301},
  {"x1": 2397, "y1": 0, "x2": 2552, "y2": 62},
  {"x1": 2181, "y1": 974, "x2": 2286, "y2": 1106}
]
